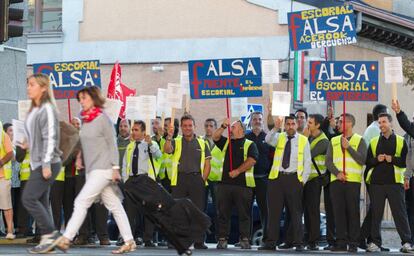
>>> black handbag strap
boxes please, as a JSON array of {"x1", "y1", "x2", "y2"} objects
[
  {"x1": 148, "y1": 144, "x2": 157, "y2": 177},
  {"x1": 311, "y1": 157, "x2": 323, "y2": 176}
]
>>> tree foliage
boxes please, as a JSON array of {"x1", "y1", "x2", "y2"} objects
[{"x1": 403, "y1": 58, "x2": 414, "y2": 89}]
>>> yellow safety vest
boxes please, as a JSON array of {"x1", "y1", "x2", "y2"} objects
[
  {"x1": 124, "y1": 141, "x2": 160, "y2": 181},
  {"x1": 170, "y1": 136, "x2": 205, "y2": 186},
  {"x1": 365, "y1": 135, "x2": 405, "y2": 184},
  {"x1": 20, "y1": 151, "x2": 31, "y2": 181},
  {"x1": 55, "y1": 167, "x2": 65, "y2": 181},
  {"x1": 330, "y1": 134, "x2": 364, "y2": 183},
  {"x1": 309, "y1": 132, "x2": 329, "y2": 181},
  {"x1": 209, "y1": 139, "x2": 255, "y2": 187},
  {"x1": 0, "y1": 131, "x2": 12, "y2": 180},
  {"x1": 268, "y1": 133, "x2": 308, "y2": 182},
  {"x1": 158, "y1": 138, "x2": 172, "y2": 180}
]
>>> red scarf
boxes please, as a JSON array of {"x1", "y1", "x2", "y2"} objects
[{"x1": 81, "y1": 107, "x2": 102, "y2": 123}]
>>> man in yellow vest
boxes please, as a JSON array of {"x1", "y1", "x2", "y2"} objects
[
  {"x1": 302, "y1": 114, "x2": 329, "y2": 250},
  {"x1": 365, "y1": 113, "x2": 413, "y2": 253},
  {"x1": 0, "y1": 124, "x2": 15, "y2": 239},
  {"x1": 259, "y1": 115, "x2": 311, "y2": 252},
  {"x1": 123, "y1": 120, "x2": 162, "y2": 247},
  {"x1": 164, "y1": 114, "x2": 211, "y2": 249},
  {"x1": 326, "y1": 113, "x2": 367, "y2": 252},
  {"x1": 211, "y1": 118, "x2": 258, "y2": 250}
]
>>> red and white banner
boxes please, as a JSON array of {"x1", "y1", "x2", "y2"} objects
[{"x1": 107, "y1": 62, "x2": 136, "y2": 119}]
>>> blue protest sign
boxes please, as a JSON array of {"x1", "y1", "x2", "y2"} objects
[
  {"x1": 309, "y1": 61, "x2": 378, "y2": 101},
  {"x1": 188, "y1": 57, "x2": 262, "y2": 99},
  {"x1": 33, "y1": 60, "x2": 101, "y2": 99},
  {"x1": 288, "y1": 5, "x2": 357, "y2": 51}
]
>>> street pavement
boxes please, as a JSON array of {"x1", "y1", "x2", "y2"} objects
[{"x1": 0, "y1": 243, "x2": 411, "y2": 256}]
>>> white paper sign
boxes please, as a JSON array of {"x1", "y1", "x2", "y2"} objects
[
  {"x1": 231, "y1": 98, "x2": 248, "y2": 117},
  {"x1": 167, "y1": 83, "x2": 183, "y2": 109},
  {"x1": 125, "y1": 96, "x2": 141, "y2": 120},
  {"x1": 138, "y1": 95, "x2": 157, "y2": 120},
  {"x1": 384, "y1": 57, "x2": 403, "y2": 84},
  {"x1": 18, "y1": 100, "x2": 31, "y2": 121},
  {"x1": 104, "y1": 99, "x2": 122, "y2": 124},
  {"x1": 180, "y1": 71, "x2": 190, "y2": 95},
  {"x1": 12, "y1": 119, "x2": 27, "y2": 145},
  {"x1": 157, "y1": 88, "x2": 172, "y2": 117},
  {"x1": 272, "y1": 91, "x2": 291, "y2": 117},
  {"x1": 261, "y1": 60, "x2": 280, "y2": 84}
]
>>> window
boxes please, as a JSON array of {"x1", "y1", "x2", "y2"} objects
[{"x1": 25, "y1": 0, "x2": 62, "y2": 32}]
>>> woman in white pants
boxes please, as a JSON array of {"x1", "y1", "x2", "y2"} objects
[{"x1": 53, "y1": 86, "x2": 135, "y2": 254}]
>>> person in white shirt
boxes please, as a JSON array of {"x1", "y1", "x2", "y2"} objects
[{"x1": 259, "y1": 115, "x2": 311, "y2": 252}]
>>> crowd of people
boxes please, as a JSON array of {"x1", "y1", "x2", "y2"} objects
[{"x1": 2, "y1": 74, "x2": 414, "y2": 253}]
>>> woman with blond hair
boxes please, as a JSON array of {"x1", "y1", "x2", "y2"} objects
[
  {"x1": 21, "y1": 73, "x2": 62, "y2": 253},
  {"x1": 53, "y1": 86, "x2": 136, "y2": 254}
]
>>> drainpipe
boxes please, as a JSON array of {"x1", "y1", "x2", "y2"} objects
[{"x1": 356, "y1": 11, "x2": 363, "y2": 33}]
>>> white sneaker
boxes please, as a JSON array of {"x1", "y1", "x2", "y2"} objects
[
  {"x1": 401, "y1": 243, "x2": 413, "y2": 253},
  {"x1": 366, "y1": 242, "x2": 380, "y2": 252},
  {"x1": 6, "y1": 233, "x2": 15, "y2": 240}
]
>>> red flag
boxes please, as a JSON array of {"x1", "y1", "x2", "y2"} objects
[{"x1": 107, "y1": 62, "x2": 136, "y2": 119}]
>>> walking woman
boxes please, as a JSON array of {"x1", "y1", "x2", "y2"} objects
[
  {"x1": 22, "y1": 73, "x2": 62, "y2": 253},
  {"x1": 53, "y1": 86, "x2": 136, "y2": 254}
]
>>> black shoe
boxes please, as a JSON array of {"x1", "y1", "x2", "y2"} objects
[
  {"x1": 295, "y1": 245, "x2": 305, "y2": 252},
  {"x1": 348, "y1": 245, "x2": 358, "y2": 253},
  {"x1": 307, "y1": 243, "x2": 319, "y2": 251},
  {"x1": 324, "y1": 244, "x2": 334, "y2": 251},
  {"x1": 194, "y1": 242, "x2": 208, "y2": 249},
  {"x1": 278, "y1": 243, "x2": 293, "y2": 249},
  {"x1": 87, "y1": 237, "x2": 96, "y2": 245},
  {"x1": 358, "y1": 241, "x2": 368, "y2": 250},
  {"x1": 27, "y1": 236, "x2": 41, "y2": 244},
  {"x1": 330, "y1": 245, "x2": 348, "y2": 252},
  {"x1": 99, "y1": 239, "x2": 111, "y2": 246},
  {"x1": 116, "y1": 237, "x2": 124, "y2": 246},
  {"x1": 144, "y1": 241, "x2": 156, "y2": 248},
  {"x1": 135, "y1": 237, "x2": 144, "y2": 246},
  {"x1": 258, "y1": 244, "x2": 276, "y2": 251},
  {"x1": 73, "y1": 236, "x2": 88, "y2": 246},
  {"x1": 381, "y1": 246, "x2": 390, "y2": 252}
]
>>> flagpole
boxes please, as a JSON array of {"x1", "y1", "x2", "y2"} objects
[
  {"x1": 67, "y1": 99, "x2": 72, "y2": 122},
  {"x1": 225, "y1": 98, "x2": 233, "y2": 172}
]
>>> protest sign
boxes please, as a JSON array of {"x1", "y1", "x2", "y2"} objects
[
  {"x1": 272, "y1": 91, "x2": 291, "y2": 117},
  {"x1": 33, "y1": 60, "x2": 101, "y2": 99},
  {"x1": 384, "y1": 57, "x2": 403, "y2": 101},
  {"x1": 262, "y1": 60, "x2": 279, "y2": 102},
  {"x1": 156, "y1": 88, "x2": 172, "y2": 117},
  {"x1": 12, "y1": 119, "x2": 26, "y2": 145},
  {"x1": 166, "y1": 83, "x2": 183, "y2": 109},
  {"x1": 125, "y1": 96, "x2": 140, "y2": 121},
  {"x1": 188, "y1": 57, "x2": 262, "y2": 99},
  {"x1": 230, "y1": 98, "x2": 248, "y2": 118},
  {"x1": 18, "y1": 100, "x2": 31, "y2": 121},
  {"x1": 309, "y1": 61, "x2": 379, "y2": 101},
  {"x1": 288, "y1": 5, "x2": 357, "y2": 51},
  {"x1": 138, "y1": 96, "x2": 157, "y2": 120},
  {"x1": 104, "y1": 99, "x2": 122, "y2": 124}
]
